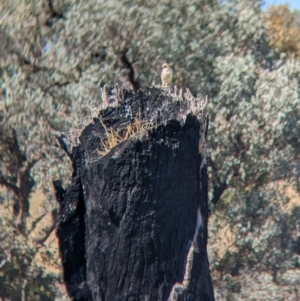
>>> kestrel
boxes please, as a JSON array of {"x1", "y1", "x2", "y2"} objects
[{"x1": 161, "y1": 63, "x2": 173, "y2": 88}]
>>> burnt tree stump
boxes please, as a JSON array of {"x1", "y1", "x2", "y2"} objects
[{"x1": 53, "y1": 85, "x2": 214, "y2": 301}]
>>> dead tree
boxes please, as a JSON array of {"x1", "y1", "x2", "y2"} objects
[{"x1": 53, "y1": 84, "x2": 214, "y2": 301}]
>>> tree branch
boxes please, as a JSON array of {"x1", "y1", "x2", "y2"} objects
[
  {"x1": 0, "y1": 176, "x2": 20, "y2": 196},
  {"x1": 21, "y1": 159, "x2": 39, "y2": 180},
  {"x1": 120, "y1": 49, "x2": 140, "y2": 91},
  {"x1": 208, "y1": 157, "x2": 228, "y2": 205},
  {"x1": 7, "y1": 128, "x2": 24, "y2": 170},
  {"x1": 33, "y1": 209, "x2": 57, "y2": 246},
  {"x1": 211, "y1": 181, "x2": 228, "y2": 205}
]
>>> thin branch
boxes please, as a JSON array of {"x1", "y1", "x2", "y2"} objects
[
  {"x1": 7, "y1": 128, "x2": 24, "y2": 170},
  {"x1": 0, "y1": 176, "x2": 20, "y2": 196},
  {"x1": 33, "y1": 223, "x2": 56, "y2": 246},
  {"x1": 120, "y1": 49, "x2": 139, "y2": 91},
  {"x1": 208, "y1": 157, "x2": 228, "y2": 205},
  {"x1": 211, "y1": 181, "x2": 228, "y2": 205},
  {"x1": 29, "y1": 213, "x2": 47, "y2": 235},
  {"x1": 33, "y1": 209, "x2": 57, "y2": 246},
  {"x1": 42, "y1": 81, "x2": 71, "y2": 95},
  {"x1": 19, "y1": 158, "x2": 40, "y2": 187}
]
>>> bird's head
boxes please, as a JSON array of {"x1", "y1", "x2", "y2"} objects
[{"x1": 162, "y1": 63, "x2": 170, "y2": 69}]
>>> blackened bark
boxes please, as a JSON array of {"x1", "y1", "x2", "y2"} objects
[{"x1": 54, "y1": 86, "x2": 214, "y2": 301}]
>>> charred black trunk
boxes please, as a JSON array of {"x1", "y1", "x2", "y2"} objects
[{"x1": 53, "y1": 85, "x2": 214, "y2": 301}]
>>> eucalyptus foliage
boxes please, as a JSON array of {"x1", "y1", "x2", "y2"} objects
[{"x1": 0, "y1": 0, "x2": 300, "y2": 300}]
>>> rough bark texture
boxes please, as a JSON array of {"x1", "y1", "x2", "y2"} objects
[{"x1": 54, "y1": 86, "x2": 214, "y2": 301}]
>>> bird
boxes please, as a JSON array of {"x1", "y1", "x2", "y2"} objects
[{"x1": 161, "y1": 63, "x2": 173, "y2": 88}]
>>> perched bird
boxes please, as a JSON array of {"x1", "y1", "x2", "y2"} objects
[{"x1": 161, "y1": 63, "x2": 173, "y2": 88}]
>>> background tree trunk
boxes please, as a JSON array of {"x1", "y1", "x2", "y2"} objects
[{"x1": 54, "y1": 86, "x2": 214, "y2": 301}]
